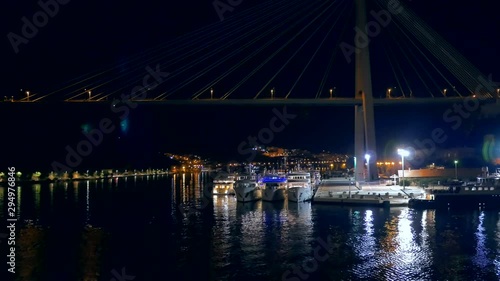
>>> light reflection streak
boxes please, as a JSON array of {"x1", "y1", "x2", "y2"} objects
[
  {"x1": 238, "y1": 201, "x2": 266, "y2": 272},
  {"x1": 182, "y1": 173, "x2": 186, "y2": 203},
  {"x1": 212, "y1": 195, "x2": 234, "y2": 269},
  {"x1": 473, "y1": 211, "x2": 489, "y2": 268},
  {"x1": 349, "y1": 208, "x2": 433, "y2": 280},
  {"x1": 34, "y1": 184, "x2": 41, "y2": 217},
  {"x1": 49, "y1": 183, "x2": 54, "y2": 210},
  {"x1": 283, "y1": 202, "x2": 314, "y2": 268},
  {"x1": 390, "y1": 209, "x2": 432, "y2": 279},
  {"x1": 64, "y1": 181, "x2": 68, "y2": 200},
  {"x1": 350, "y1": 209, "x2": 377, "y2": 277},
  {"x1": 170, "y1": 174, "x2": 175, "y2": 215},
  {"x1": 494, "y1": 213, "x2": 500, "y2": 276},
  {"x1": 73, "y1": 181, "x2": 79, "y2": 202},
  {"x1": 0, "y1": 186, "x2": 4, "y2": 217},
  {"x1": 17, "y1": 184, "x2": 21, "y2": 219},
  {"x1": 86, "y1": 181, "x2": 90, "y2": 223}
]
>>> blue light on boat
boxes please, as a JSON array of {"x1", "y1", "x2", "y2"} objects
[{"x1": 261, "y1": 176, "x2": 287, "y2": 183}]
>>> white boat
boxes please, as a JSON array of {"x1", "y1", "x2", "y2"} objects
[
  {"x1": 287, "y1": 172, "x2": 313, "y2": 202},
  {"x1": 212, "y1": 173, "x2": 236, "y2": 195},
  {"x1": 261, "y1": 174, "x2": 288, "y2": 202},
  {"x1": 234, "y1": 173, "x2": 262, "y2": 202},
  {"x1": 311, "y1": 170, "x2": 322, "y2": 187}
]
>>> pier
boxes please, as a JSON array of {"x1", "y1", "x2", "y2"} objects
[{"x1": 313, "y1": 178, "x2": 426, "y2": 207}]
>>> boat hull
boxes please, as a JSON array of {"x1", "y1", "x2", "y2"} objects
[
  {"x1": 262, "y1": 188, "x2": 286, "y2": 201},
  {"x1": 235, "y1": 186, "x2": 262, "y2": 202},
  {"x1": 313, "y1": 193, "x2": 409, "y2": 207},
  {"x1": 288, "y1": 187, "x2": 313, "y2": 202}
]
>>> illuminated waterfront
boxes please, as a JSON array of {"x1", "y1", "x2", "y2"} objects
[{"x1": 2, "y1": 173, "x2": 500, "y2": 280}]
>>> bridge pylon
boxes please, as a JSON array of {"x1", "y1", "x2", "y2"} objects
[{"x1": 354, "y1": 0, "x2": 377, "y2": 183}]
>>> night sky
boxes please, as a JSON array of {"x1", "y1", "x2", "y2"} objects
[{"x1": 2, "y1": 0, "x2": 499, "y2": 172}]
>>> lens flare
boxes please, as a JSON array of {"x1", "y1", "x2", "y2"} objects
[
  {"x1": 120, "y1": 118, "x2": 129, "y2": 134},
  {"x1": 482, "y1": 134, "x2": 495, "y2": 163}
]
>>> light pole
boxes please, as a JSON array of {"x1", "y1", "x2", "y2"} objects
[
  {"x1": 26, "y1": 91, "x2": 29, "y2": 101},
  {"x1": 329, "y1": 88, "x2": 333, "y2": 99},
  {"x1": 271, "y1": 88, "x2": 274, "y2": 99},
  {"x1": 365, "y1": 154, "x2": 371, "y2": 182},
  {"x1": 88, "y1": 90, "x2": 91, "y2": 100},
  {"x1": 454, "y1": 160, "x2": 458, "y2": 179},
  {"x1": 210, "y1": 88, "x2": 213, "y2": 99},
  {"x1": 397, "y1": 148, "x2": 409, "y2": 190},
  {"x1": 353, "y1": 156, "x2": 357, "y2": 182}
]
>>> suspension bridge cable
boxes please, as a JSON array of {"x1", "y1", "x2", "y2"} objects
[
  {"x1": 164, "y1": 0, "x2": 312, "y2": 100},
  {"x1": 34, "y1": 0, "x2": 289, "y2": 101},
  {"x1": 373, "y1": 0, "x2": 472, "y2": 94},
  {"x1": 314, "y1": 3, "x2": 352, "y2": 99},
  {"x1": 287, "y1": 2, "x2": 350, "y2": 99},
  {"x1": 190, "y1": 0, "x2": 313, "y2": 100},
  {"x1": 397, "y1": 32, "x2": 446, "y2": 97},
  {"x1": 382, "y1": 5, "x2": 465, "y2": 97},
  {"x1": 218, "y1": 0, "x2": 333, "y2": 100},
  {"x1": 253, "y1": 1, "x2": 344, "y2": 99},
  {"x1": 248, "y1": 1, "x2": 336, "y2": 99},
  {"x1": 88, "y1": 0, "x2": 297, "y2": 101},
  {"x1": 222, "y1": 0, "x2": 333, "y2": 100},
  {"x1": 382, "y1": 41, "x2": 406, "y2": 98},
  {"x1": 375, "y1": 0, "x2": 491, "y2": 97},
  {"x1": 116, "y1": 0, "x2": 306, "y2": 100},
  {"x1": 390, "y1": 35, "x2": 435, "y2": 97}
]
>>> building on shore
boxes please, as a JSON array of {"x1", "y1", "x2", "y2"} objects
[{"x1": 397, "y1": 168, "x2": 483, "y2": 181}]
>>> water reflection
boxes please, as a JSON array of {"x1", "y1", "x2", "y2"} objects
[
  {"x1": 17, "y1": 224, "x2": 45, "y2": 280},
  {"x1": 347, "y1": 208, "x2": 434, "y2": 280},
  {"x1": 0, "y1": 186, "x2": 4, "y2": 217},
  {"x1": 3, "y1": 175, "x2": 500, "y2": 280},
  {"x1": 78, "y1": 225, "x2": 107, "y2": 280},
  {"x1": 349, "y1": 209, "x2": 377, "y2": 278}
]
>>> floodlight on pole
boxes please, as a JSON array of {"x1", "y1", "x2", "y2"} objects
[
  {"x1": 365, "y1": 154, "x2": 371, "y2": 181},
  {"x1": 397, "y1": 149, "x2": 409, "y2": 190}
]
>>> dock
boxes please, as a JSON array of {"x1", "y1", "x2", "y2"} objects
[{"x1": 313, "y1": 178, "x2": 426, "y2": 207}]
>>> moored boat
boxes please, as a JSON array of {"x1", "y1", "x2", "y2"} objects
[
  {"x1": 234, "y1": 171, "x2": 262, "y2": 202},
  {"x1": 409, "y1": 168, "x2": 500, "y2": 209},
  {"x1": 262, "y1": 174, "x2": 287, "y2": 202},
  {"x1": 212, "y1": 173, "x2": 236, "y2": 195},
  {"x1": 287, "y1": 172, "x2": 313, "y2": 202}
]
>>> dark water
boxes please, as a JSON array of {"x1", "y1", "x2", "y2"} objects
[{"x1": 2, "y1": 173, "x2": 500, "y2": 281}]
